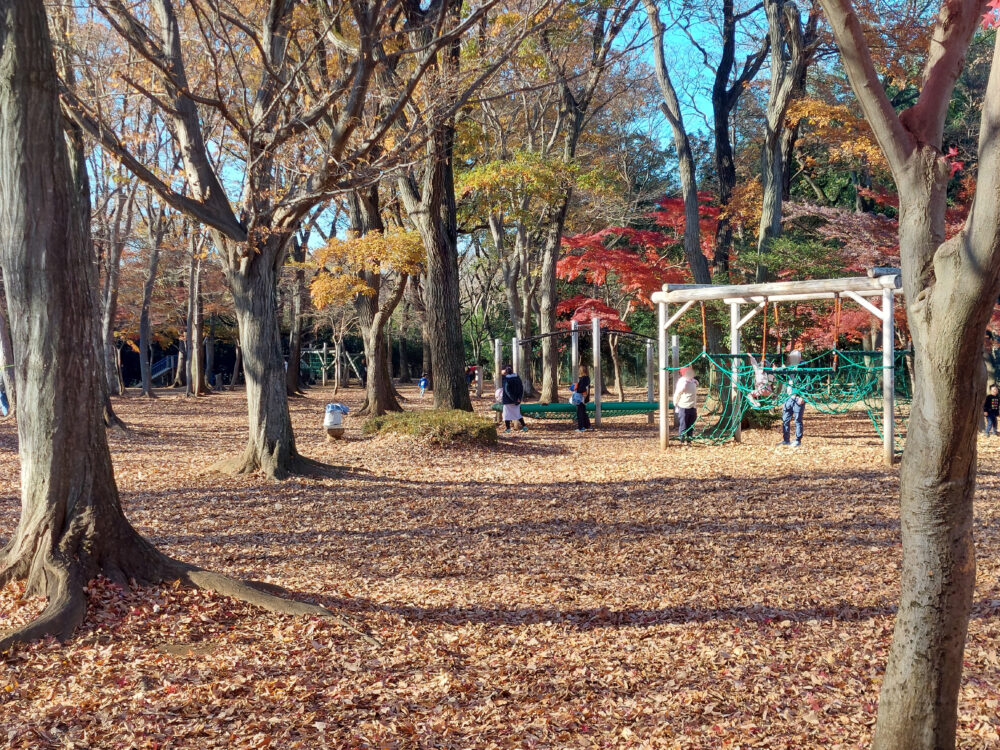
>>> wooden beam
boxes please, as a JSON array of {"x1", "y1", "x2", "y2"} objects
[
  {"x1": 652, "y1": 274, "x2": 900, "y2": 305},
  {"x1": 736, "y1": 301, "x2": 767, "y2": 331},
  {"x1": 844, "y1": 290, "x2": 887, "y2": 321},
  {"x1": 663, "y1": 300, "x2": 695, "y2": 330}
]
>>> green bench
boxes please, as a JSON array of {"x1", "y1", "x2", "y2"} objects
[{"x1": 490, "y1": 401, "x2": 661, "y2": 419}]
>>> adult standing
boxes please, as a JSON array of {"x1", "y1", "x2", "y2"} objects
[
  {"x1": 779, "y1": 349, "x2": 805, "y2": 447},
  {"x1": 573, "y1": 365, "x2": 591, "y2": 432},
  {"x1": 501, "y1": 365, "x2": 527, "y2": 433}
]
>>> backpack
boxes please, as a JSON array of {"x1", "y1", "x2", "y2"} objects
[{"x1": 502, "y1": 375, "x2": 524, "y2": 404}]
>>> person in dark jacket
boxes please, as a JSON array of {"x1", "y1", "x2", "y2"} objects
[
  {"x1": 573, "y1": 365, "x2": 591, "y2": 432},
  {"x1": 501, "y1": 366, "x2": 527, "y2": 432},
  {"x1": 985, "y1": 384, "x2": 1000, "y2": 436}
]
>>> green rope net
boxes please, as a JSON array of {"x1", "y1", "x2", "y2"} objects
[{"x1": 666, "y1": 349, "x2": 911, "y2": 447}]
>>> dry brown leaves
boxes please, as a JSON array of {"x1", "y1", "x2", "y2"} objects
[{"x1": 1, "y1": 386, "x2": 999, "y2": 749}]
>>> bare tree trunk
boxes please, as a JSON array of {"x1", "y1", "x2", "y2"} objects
[
  {"x1": 205, "y1": 314, "x2": 216, "y2": 389},
  {"x1": 421, "y1": 321, "x2": 432, "y2": 388},
  {"x1": 185, "y1": 250, "x2": 206, "y2": 396},
  {"x1": 609, "y1": 335, "x2": 625, "y2": 401},
  {"x1": 171, "y1": 342, "x2": 187, "y2": 388},
  {"x1": 99, "y1": 186, "x2": 137, "y2": 396},
  {"x1": 231, "y1": 340, "x2": 242, "y2": 387},
  {"x1": 215, "y1": 249, "x2": 303, "y2": 478},
  {"x1": 397, "y1": 303, "x2": 411, "y2": 383},
  {"x1": 398, "y1": 125, "x2": 471, "y2": 411},
  {"x1": 138, "y1": 216, "x2": 162, "y2": 398},
  {"x1": 755, "y1": 0, "x2": 806, "y2": 280},
  {"x1": 0, "y1": 0, "x2": 368, "y2": 650},
  {"x1": 286, "y1": 238, "x2": 306, "y2": 396},
  {"x1": 0, "y1": 276, "x2": 16, "y2": 413},
  {"x1": 815, "y1": 1, "x2": 1000, "y2": 745}
]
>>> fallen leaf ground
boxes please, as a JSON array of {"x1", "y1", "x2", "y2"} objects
[{"x1": 1, "y1": 385, "x2": 999, "y2": 748}]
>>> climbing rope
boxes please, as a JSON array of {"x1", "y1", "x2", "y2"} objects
[{"x1": 663, "y1": 349, "x2": 911, "y2": 446}]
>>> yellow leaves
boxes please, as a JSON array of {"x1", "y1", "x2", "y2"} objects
[
  {"x1": 723, "y1": 178, "x2": 763, "y2": 234},
  {"x1": 786, "y1": 99, "x2": 888, "y2": 170},
  {"x1": 310, "y1": 228, "x2": 425, "y2": 309}
]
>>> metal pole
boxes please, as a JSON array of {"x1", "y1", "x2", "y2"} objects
[
  {"x1": 659, "y1": 302, "x2": 668, "y2": 449},
  {"x1": 592, "y1": 316, "x2": 602, "y2": 427},
  {"x1": 494, "y1": 338, "x2": 503, "y2": 391},
  {"x1": 571, "y1": 320, "x2": 580, "y2": 383},
  {"x1": 511, "y1": 336, "x2": 518, "y2": 374},
  {"x1": 321, "y1": 342, "x2": 328, "y2": 387},
  {"x1": 883, "y1": 287, "x2": 895, "y2": 466},
  {"x1": 646, "y1": 340, "x2": 655, "y2": 424},
  {"x1": 731, "y1": 303, "x2": 742, "y2": 443}
]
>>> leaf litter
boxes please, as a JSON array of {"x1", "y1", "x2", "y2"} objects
[{"x1": 0, "y1": 386, "x2": 999, "y2": 748}]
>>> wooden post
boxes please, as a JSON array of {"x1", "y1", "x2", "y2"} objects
[
  {"x1": 592, "y1": 316, "x2": 602, "y2": 427},
  {"x1": 334, "y1": 341, "x2": 341, "y2": 391},
  {"x1": 731, "y1": 303, "x2": 742, "y2": 443},
  {"x1": 321, "y1": 343, "x2": 328, "y2": 387},
  {"x1": 511, "y1": 336, "x2": 518, "y2": 374},
  {"x1": 646, "y1": 340, "x2": 655, "y2": 425},
  {"x1": 571, "y1": 320, "x2": 579, "y2": 382},
  {"x1": 493, "y1": 338, "x2": 502, "y2": 391},
  {"x1": 671, "y1": 333, "x2": 679, "y2": 431},
  {"x1": 883, "y1": 287, "x2": 895, "y2": 466},
  {"x1": 659, "y1": 301, "x2": 668, "y2": 450}
]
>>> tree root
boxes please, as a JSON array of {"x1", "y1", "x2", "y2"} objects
[
  {"x1": 206, "y1": 448, "x2": 340, "y2": 481},
  {"x1": 0, "y1": 554, "x2": 85, "y2": 653},
  {"x1": 177, "y1": 565, "x2": 381, "y2": 647}
]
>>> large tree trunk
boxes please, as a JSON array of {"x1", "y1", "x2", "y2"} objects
[
  {"x1": 0, "y1": 0, "x2": 370, "y2": 650},
  {"x1": 870, "y1": 176, "x2": 982, "y2": 748},
  {"x1": 399, "y1": 128, "x2": 471, "y2": 412},
  {"x1": 814, "y1": 1, "x2": 1000, "y2": 745},
  {"x1": 423, "y1": 220, "x2": 471, "y2": 411},
  {"x1": 0, "y1": 0, "x2": 169, "y2": 646},
  {"x1": 421, "y1": 319, "x2": 432, "y2": 388},
  {"x1": 217, "y1": 252, "x2": 302, "y2": 478}
]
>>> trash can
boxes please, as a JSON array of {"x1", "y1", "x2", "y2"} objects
[{"x1": 324, "y1": 402, "x2": 349, "y2": 440}]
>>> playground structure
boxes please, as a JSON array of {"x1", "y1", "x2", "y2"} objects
[
  {"x1": 491, "y1": 317, "x2": 659, "y2": 425},
  {"x1": 652, "y1": 272, "x2": 905, "y2": 466}
]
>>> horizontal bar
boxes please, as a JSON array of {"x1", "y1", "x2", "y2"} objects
[{"x1": 652, "y1": 274, "x2": 900, "y2": 305}]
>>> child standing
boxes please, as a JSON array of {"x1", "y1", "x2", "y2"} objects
[
  {"x1": 672, "y1": 366, "x2": 698, "y2": 442},
  {"x1": 418, "y1": 373, "x2": 429, "y2": 399},
  {"x1": 985, "y1": 384, "x2": 1000, "y2": 436}
]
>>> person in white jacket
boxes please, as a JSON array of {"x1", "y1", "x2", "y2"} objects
[{"x1": 673, "y1": 366, "x2": 698, "y2": 442}]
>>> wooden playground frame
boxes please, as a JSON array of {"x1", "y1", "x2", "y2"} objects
[{"x1": 652, "y1": 272, "x2": 905, "y2": 466}]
